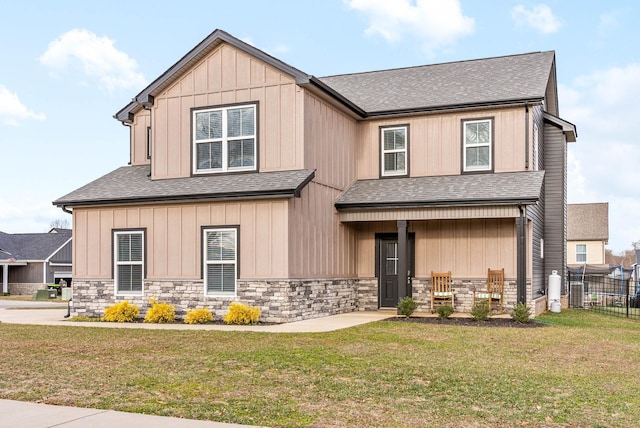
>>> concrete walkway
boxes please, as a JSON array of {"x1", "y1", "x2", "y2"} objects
[
  {"x1": 0, "y1": 399, "x2": 265, "y2": 428},
  {"x1": 0, "y1": 301, "x2": 394, "y2": 332},
  {"x1": 0, "y1": 300, "x2": 396, "y2": 427}
]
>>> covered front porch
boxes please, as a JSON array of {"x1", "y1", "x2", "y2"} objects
[{"x1": 334, "y1": 171, "x2": 543, "y2": 312}]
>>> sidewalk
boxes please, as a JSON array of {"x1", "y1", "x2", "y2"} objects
[
  {"x1": 0, "y1": 399, "x2": 266, "y2": 428},
  {"x1": 0, "y1": 303, "x2": 394, "y2": 332}
]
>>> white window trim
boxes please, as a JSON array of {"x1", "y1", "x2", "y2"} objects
[
  {"x1": 576, "y1": 244, "x2": 587, "y2": 263},
  {"x1": 381, "y1": 126, "x2": 408, "y2": 177},
  {"x1": 114, "y1": 230, "x2": 144, "y2": 297},
  {"x1": 463, "y1": 119, "x2": 492, "y2": 172},
  {"x1": 203, "y1": 227, "x2": 238, "y2": 297},
  {"x1": 193, "y1": 104, "x2": 257, "y2": 174}
]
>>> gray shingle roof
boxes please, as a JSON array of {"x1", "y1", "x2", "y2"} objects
[
  {"x1": 335, "y1": 171, "x2": 545, "y2": 209},
  {"x1": 319, "y1": 51, "x2": 555, "y2": 114},
  {"x1": 0, "y1": 229, "x2": 71, "y2": 261},
  {"x1": 53, "y1": 165, "x2": 315, "y2": 207},
  {"x1": 567, "y1": 203, "x2": 609, "y2": 241}
]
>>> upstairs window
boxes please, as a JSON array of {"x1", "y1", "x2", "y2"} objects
[
  {"x1": 193, "y1": 104, "x2": 256, "y2": 174},
  {"x1": 381, "y1": 125, "x2": 408, "y2": 177},
  {"x1": 576, "y1": 244, "x2": 587, "y2": 263},
  {"x1": 114, "y1": 230, "x2": 144, "y2": 296},
  {"x1": 463, "y1": 119, "x2": 492, "y2": 172}
]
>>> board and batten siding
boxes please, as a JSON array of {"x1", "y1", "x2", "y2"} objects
[
  {"x1": 8, "y1": 263, "x2": 44, "y2": 284},
  {"x1": 135, "y1": 42, "x2": 305, "y2": 180},
  {"x1": 131, "y1": 110, "x2": 150, "y2": 166},
  {"x1": 543, "y1": 121, "x2": 568, "y2": 290},
  {"x1": 72, "y1": 200, "x2": 289, "y2": 281},
  {"x1": 356, "y1": 106, "x2": 527, "y2": 179},
  {"x1": 286, "y1": 92, "x2": 358, "y2": 278},
  {"x1": 354, "y1": 219, "x2": 518, "y2": 279}
]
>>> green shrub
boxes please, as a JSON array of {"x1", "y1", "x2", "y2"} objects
[
  {"x1": 102, "y1": 300, "x2": 139, "y2": 322},
  {"x1": 470, "y1": 300, "x2": 491, "y2": 321},
  {"x1": 511, "y1": 302, "x2": 531, "y2": 323},
  {"x1": 184, "y1": 308, "x2": 214, "y2": 324},
  {"x1": 144, "y1": 298, "x2": 176, "y2": 323},
  {"x1": 436, "y1": 304, "x2": 454, "y2": 319},
  {"x1": 224, "y1": 302, "x2": 261, "y2": 325},
  {"x1": 397, "y1": 296, "x2": 418, "y2": 318}
]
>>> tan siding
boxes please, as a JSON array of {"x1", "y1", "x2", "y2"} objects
[
  {"x1": 148, "y1": 42, "x2": 303, "y2": 180},
  {"x1": 131, "y1": 110, "x2": 150, "y2": 166},
  {"x1": 357, "y1": 106, "x2": 528, "y2": 179},
  {"x1": 71, "y1": 200, "x2": 289, "y2": 281},
  {"x1": 354, "y1": 219, "x2": 517, "y2": 280},
  {"x1": 567, "y1": 240, "x2": 606, "y2": 264}
]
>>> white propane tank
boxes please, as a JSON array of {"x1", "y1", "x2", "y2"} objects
[{"x1": 548, "y1": 270, "x2": 561, "y2": 312}]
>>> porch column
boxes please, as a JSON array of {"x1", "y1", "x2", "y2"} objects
[
  {"x1": 516, "y1": 208, "x2": 527, "y2": 303},
  {"x1": 2, "y1": 264, "x2": 7, "y2": 294},
  {"x1": 397, "y1": 220, "x2": 408, "y2": 299}
]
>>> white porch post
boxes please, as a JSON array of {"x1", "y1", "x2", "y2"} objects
[{"x1": 2, "y1": 264, "x2": 7, "y2": 294}]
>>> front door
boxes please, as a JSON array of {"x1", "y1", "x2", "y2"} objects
[
  {"x1": 378, "y1": 234, "x2": 415, "y2": 308},
  {"x1": 379, "y1": 238, "x2": 399, "y2": 308}
]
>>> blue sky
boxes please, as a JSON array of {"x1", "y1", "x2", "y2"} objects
[{"x1": 0, "y1": 0, "x2": 638, "y2": 253}]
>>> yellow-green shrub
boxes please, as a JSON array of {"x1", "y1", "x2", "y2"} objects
[
  {"x1": 223, "y1": 302, "x2": 261, "y2": 325},
  {"x1": 102, "y1": 300, "x2": 139, "y2": 322},
  {"x1": 144, "y1": 298, "x2": 176, "y2": 323},
  {"x1": 184, "y1": 308, "x2": 214, "y2": 324}
]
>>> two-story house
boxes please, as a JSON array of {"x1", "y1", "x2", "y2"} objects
[{"x1": 53, "y1": 29, "x2": 576, "y2": 322}]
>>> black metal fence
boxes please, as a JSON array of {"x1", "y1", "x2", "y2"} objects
[{"x1": 568, "y1": 272, "x2": 640, "y2": 319}]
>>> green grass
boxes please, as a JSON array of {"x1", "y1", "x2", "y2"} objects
[{"x1": 1, "y1": 310, "x2": 639, "y2": 427}]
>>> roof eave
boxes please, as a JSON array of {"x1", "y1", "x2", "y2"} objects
[
  {"x1": 335, "y1": 198, "x2": 539, "y2": 211},
  {"x1": 543, "y1": 111, "x2": 577, "y2": 142},
  {"x1": 364, "y1": 98, "x2": 545, "y2": 118},
  {"x1": 55, "y1": 188, "x2": 308, "y2": 209}
]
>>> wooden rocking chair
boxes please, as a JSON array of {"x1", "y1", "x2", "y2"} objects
[
  {"x1": 431, "y1": 271, "x2": 454, "y2": 312},
  {"x1": 474, "y1": 268, "x2": 504, "y2": 310}
]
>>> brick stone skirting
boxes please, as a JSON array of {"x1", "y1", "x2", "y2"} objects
[
  {"x1": 410, "y1": 277, "x2": 520, "y2": 313},
  {"x1": 69, "y1": 276, "x2": 531, "y2": 322},
  {"x1": 70, "y1": 278, "x2": 364, "y2": 323},
  {"x1": 8, "y1": 283, "x2": 48, "y2": 296}
]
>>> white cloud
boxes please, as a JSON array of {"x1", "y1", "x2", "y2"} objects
[
  {"x1": 345, "y1": 0, "x2": 475, "y2": 55},
  {"x1": 40, "y1": 29, "x2": 147, "y2": 91},
  {"x1": 561, "y1": 64, "x2": 640, "y2": 252},
  {"x1": 0, "y1": 196, "x2": 66, "y2": 234},
  {"x1": 598, "y1": 10, "x2": 620, "y2": 36},
  {"x1": 0, "y1": 85, "x2": 45, "y2": 126},
  {"x1": 512, "y1": 4, "x2": 561, "y2": 34}
]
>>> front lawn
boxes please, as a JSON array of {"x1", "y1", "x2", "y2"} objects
[{"x1": 0, "y1": 310, "x2": 638, "y2": 427}]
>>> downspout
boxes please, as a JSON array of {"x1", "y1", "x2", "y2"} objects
[
  {"x1": 525, "y1": 103, "x2": 529, "y2": 169},
  {"x1": 143, "y1": 104, "x2": 152, "y2": 178},
  {"x1": 517, "y1": 204, "x2": 527, "y2": 304},
  {"x1": 61, "y1": 205, "x2": 72, "y2": 215}
]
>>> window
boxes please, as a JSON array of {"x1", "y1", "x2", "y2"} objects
[
  {"x1": 381, "y1": 125, "x2": 408, "y2": 176},
  {"x1": 576, "y1": 244, "x2": 587, "y2": 263},
  {"x1": 114, "y1": 230, "x2": 144, "y2": 295},
  {"x1": 193, "y1": 104, "x2": 256, "y2": 174},
  {"x1": 204, "y1": 227, "x2": 238, "y2": 295},
  {"x1": 463, "y1": 119, "x2": 492, "y2": 172}
]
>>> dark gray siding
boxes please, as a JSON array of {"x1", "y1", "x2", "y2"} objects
[
  {"x1": 50, "y1": 241, "x2": 72, "y2": 263},
  {"x1": 543, "y1": 120, "x2": 568, "y2": 292},
  {"x1": 529, "y1": 105, "x2": 546, "y2": 298}
]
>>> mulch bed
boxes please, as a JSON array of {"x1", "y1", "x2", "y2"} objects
[{"x1": 385, "y1": 316, "x2": 549, "y2": 328}]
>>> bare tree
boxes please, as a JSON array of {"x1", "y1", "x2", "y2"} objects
[{"x1": 49, "y1": 218, "x2": 70, "y2": 230}]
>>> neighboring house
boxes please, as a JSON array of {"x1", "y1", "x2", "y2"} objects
[
  {"x1": 53, "y1": 29, "x2": 576, "y2": 322},
  {"x1": 567, "y1": 203, "x2": 609, "y2": 265},
  {"x1": 0, "y1": 228, "x2": 73, "y2": 295}
]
